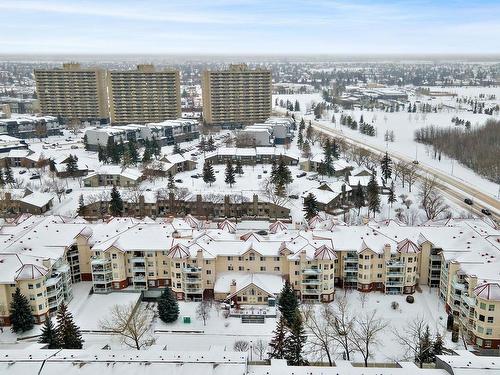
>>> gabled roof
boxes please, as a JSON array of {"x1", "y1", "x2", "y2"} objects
[
  {"x1": 314, "y1": 245, "x2": 336, "y2": 260},
  {"x1": 269, "y1": 221, "x2": 288, "y2": 234},
  {"x1": 218, "y1": 219, "x2": 236, "y2": 233}
]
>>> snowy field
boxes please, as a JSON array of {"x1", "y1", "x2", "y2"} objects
[{"x1": 273, "y1": 87, "x2": 500, "y2": 198}]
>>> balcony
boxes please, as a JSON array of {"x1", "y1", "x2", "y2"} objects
[
  {"x1": 184, "y1": 276, "x2": 201, "y2": 282},
  {"x1": 386, "y1": 281, "x2": 403, "y2": 286},
  {"x1": 302, "y1": 288, "x2": 320, "y2": 295},
  {"x1": 386, "y1": 260, "x2": 405, "y2": 267},
  {"x1": 302, "y1": 278, "x2": 321, "y2": 285},
  {"x1": 387, "y1": 271, "x2": 404, "y2": 276},
  {"x1": 185, "y1": 288, "x2": 203, "y2": 294},
  {"x1": 183, "y1": 266, "x2": 202, "y2": 274},
  {"x1": 302, "y1": 268, "x2": 322, "y2": 276},
  {"x1": 132, "y1": 266, "x2": 146, "y2": 272}
]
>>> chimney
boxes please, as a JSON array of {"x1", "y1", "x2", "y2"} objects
[{"x1": 230, "y1": 279, "x2": 237, "y2": 295}]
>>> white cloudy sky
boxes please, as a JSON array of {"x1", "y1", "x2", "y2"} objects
[{"x1": 0, "y1": 0, "x2": 499, "y2": 54}]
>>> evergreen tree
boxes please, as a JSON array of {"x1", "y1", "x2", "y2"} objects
[
  {"x1": 109, "y1": 185, "x2": 123, "y2": 216},
  {"x1": 157, "y1": 287, "x2": 179, "y2": 323},
  {"x1": 66, "y1": 154, "x2": 78, "y2": 176},
  {"x1": 77, "y1": 194, "x2": 85, "y2": 216},
  {"x1": 39, "y1": 318, "x2": 60, "y2": 348},
  {"x1": 432, "y1": 333, "x2": 444, "y2": 359},
  {"x1": 173, "y1": 142, "x2": 182, "y2": 154},
  {"x1": 272, "y1": 157, "x2": 293, "y2": 196},
  {"x1": 4, "y1": 164, "x2": 14, "y2": 184},
  {"x1": 83, "y1": 134, "x2": 89, "y2": 151},
  {"x1": 198, "y1": 137, "x2": 206, "y2": 152},
  {"x1": 268, "y1": 316, "x2": 288, "y2": 359},
  {"x1": 380, "y1": 152, "x2": 392, "y2": 181},
  {"x1": 0, "y1": 168, "x2": 4, "y2": 186},
  {"x1": 224, "y1": 161, "x2": 235, "y2": 187},
  {"x1": 354, "y1": 181, "x2": 365, "y2": 215},
  {"x1": 294, "y1": 100, "x2": 300, "y2": 112},
  {"x1": 56, "y1": 302, "x2": 83, "y2": 349},
  {"x1": 366, "y1": 175, "x2": 381, "y2": 216},
  {"x1": 98, "y1": 146, "x2": 107, "y2": 163},
  {"x1": 203, "y1": 160, "x2": 216, "y2": 186},
  {"x1": 419, "y1": 325, "x2": 432, "y2": 365},
  {"x1": 49, "y1": 158, "x2": 56, "y2": 173},
  {"x1": 235, "y1": 159, "x2": 244, "y2": 175},
  {"x1": 278, "y1": 282, "x2": 298, "y2": 327},
  {"x1": 331, "y1": 139, "x2": 339, "y2": 159},
  {"x1": 142, "y1": 146, "x2": 152, "y2": 164},
  {"x1": 167, "y1": 173, "x2": 176, "y2": 190},
  {"x1": 128, "y1": 140, "x2": 140, "y2": 164},
  {"x1": 299, "y1": 118, "x2": 305, "y2": 132},
  {"x1": 152, "y1": 137, "x2": 161, "y2": 159},
  {"x1": 108, "y1": 139, "x2": 121, "y2": 164},
  {"x1": 388, "y1": 182, "x2": 396, "y2": 207},
  {"x1": 301, "y1": 140, "x2": 311, "y2": 158},
  {"x1": 284, "y1": 312, "x2": 308, "y2": 366},
  {"x1": 10, "y1": 288, "x2": 34, "y2": 333},
  {"x1": 303, "y1": 193, "x2": 319, "y2": 221},
  {"x1": 207, "y1": 136, "x2": 216, "y2": 151},
  {"x1": 297, "y1": 131, "x2": 304, "y2": 147}
]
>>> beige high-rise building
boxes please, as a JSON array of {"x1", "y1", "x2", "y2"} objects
[
  {"x1": 202, "y1": 64, "x2": 272, "y2": 126},
  {"x1": 34, "y1": 63, "x2": 109, "y2": 122},
  {"x1": 108, "y1": 64, "x2": 181, "y2": 124}
]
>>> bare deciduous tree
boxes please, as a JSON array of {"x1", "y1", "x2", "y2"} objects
[
  {"x1": 419, "y1": 176, "x2": 449, "y2": 220},
  {"x1": 196, "y1": 300, "x2": 211, "y2": 326},
  {"x1": 393, "y1": 315, "x2": 433, "y2": 367},
  {"x1": 328, "y1": 295, "x2": 356, "y2": 361},
  {"x1": 253, "y1": 339, "x2": 268, "y2": 360},
  {"x1": 405, "y1": 163, "x2": 419, "y2": 192},
  {"x1": 349, "y1": 310, "x2": 388, "y2": 367},
  {"x1": 301, "y1": 303, "x2": 336, "y2": 366},
  {"x1": 233, "y1": 340, "x2": 250, "y2": 352},
  {"x1": 99, "y1": 303, "x2": 153, "y2": 350}
]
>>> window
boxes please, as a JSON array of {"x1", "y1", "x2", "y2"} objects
[
  {"x1": 38, "y1": 304, "x2": 43, "y2": 310},
  {"x1": 377, "y1": 273, "x2": 382, "y2": 278},
  {"x1": 112, "y1": 254, "x2": 117, "y2": 259},
  {"x1": 295, "y1": 271, "x2": 299, "y2": 276},
  {"x1": 239, "y1": 266, "x2": 244, "y2": 271},
  {"x1": 175, "y1": 263, "x2": 180, "y2": 268},
  {"x1": 28, "y1": 284, "x2": 33, "y2": 289},
  {"x1": 274, "y1": 267, "x2": 280, "y2": 271},
  {"x1": 148, "y1": 272, "x2": 155, "y2": 276},
  {"x1": 249, "y1": 254, "x2": 255, "y2": 261},
  {"x1": 205, "y1": 260, "x2": 210, "y2": 265},
  {"x1": 378, "y1": 264, "x2": 383, "y2": 268},
  {"x1": 486, "y1": 328, "x2": 493, "y2": 336},
  {"x1": 359, "y1": 254, "x2": 363, "y2": 259},
  {"x1": 364, "y1": 255, "x2": 369, "y2": 260},
  {"x1": 29, "y1": 295, "x2": 35, "y2": 301},
  {"x1": 260, "y1": 257, "x2": 265, "y2": 261},
  {"x1": 488, "y1": 304, "x2": 495, "y2": 311},
  {"x1": 113, "y1": 264, "x2": 117, "y2": 269},
  {"x1": 408, "y1": 258, "x2": 413, "y2": 263},
  {"x1": 479, "y1": 314, "x2": 485, "y2": 322},
  {"x1": 238, "y1": 256, "x2": 243, "y2": 261},
  {"x1": 206, "y1": 270, "x2": 212, "y2": 275},
  {"x1": 228, "y1": 265, "x2": 234, "y2": 271},
  {"x1": 227, "y1": 256, "x2": 233, "y2": 261},
  {"x1": 275, "y1": 257, "x2": 280, "y2": 262},
  {"x1": 480, "y1": 302, "x2": 486, "y2": 309},
  {"x1": 487, "y1": 317, "x2": 494, "y2": 323},
  {"x1": 477, "y1": 326, "x2": 484, "y2": 333},
  {"x1": 260, "y1": 266, "x2": 266, "y2": 271},
  {"x1": 36, "y1": 283, "x2": 41, "y2": 288}
]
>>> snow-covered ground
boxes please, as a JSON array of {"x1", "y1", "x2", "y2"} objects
[
  {"x1": 0, "y1": 286, "x2": 461, "y2": 363},
  {"x1": 273, "y1": 87, "x2": 500, "y2": 198}
]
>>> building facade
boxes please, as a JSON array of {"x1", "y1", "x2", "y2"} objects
[
  {"x1": 202, "y1": 64, "x2": 272, "y2": 127},
  {"x1": 108, "y1": 64, "x2": 181, "y2": 124},
  {"x1": 34, "y1": 63, "x2": 109, "y2": 123}
]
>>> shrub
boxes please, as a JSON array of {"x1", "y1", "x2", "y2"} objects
[
  {"x1": 391, "y1": 301, "x2": 399, "y2": 310},
  {"x1": 406, "y1": 295, "x2": 415, "y2": 304}
]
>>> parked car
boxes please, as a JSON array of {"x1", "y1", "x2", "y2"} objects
[
  {"x1": 191, "y1": 174, "x2": 200, "y2": 179},
  {"x1": 29, "y1": 174, "x2": 40, "y2": 180},
  {"x1": 296, "y1": 172, "x2": 307, "y2": 178},
  {"x1": 481, "y1": 208, "x2": 492, "y2": 216},
  {"x1": 65, "y1": 189, "x2": 73, "y2": 194},
  {"x1": 412, "y1": 160, "x2": 419, "y2": 165},
  {"x1": 464, "y1": 198, "x2": 473, "y2": 205},
  {"x1": 288, "y1": 194, "x2": 299, "y2": 199},
  {"x1": 19, "y1": 170, "x2": 27, "y2": 175},
  {"x1": 71, "y1": 145, "x2": 78, "y2": 149},
  {"x1": 175, "y1": 179, "x2": 183, "y2": 183}
]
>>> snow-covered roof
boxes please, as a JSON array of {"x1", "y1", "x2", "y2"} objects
[
  {"x1": 19, "y1": 192, "x2": 54, "y2": 208},
  {"x1": 214, "y1": 272, "x2": 284, "y2": 296},
  {"x1": 85, "y1": 166, "x2": 142, "y2": 181},
  {"x1": 301, "y1": 188, "x2": 340, "y2": 204},
  {"x1": 474, "y1": 282, "x2": 500, "y2": 301}
]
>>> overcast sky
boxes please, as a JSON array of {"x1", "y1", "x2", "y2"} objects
[{"x1": 0, "y1": 0, "x2": 499, "y2": 55}]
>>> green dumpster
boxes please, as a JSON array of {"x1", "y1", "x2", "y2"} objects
[{"x1": 183, "y1": 316, "x2": 191, "y2": 324}]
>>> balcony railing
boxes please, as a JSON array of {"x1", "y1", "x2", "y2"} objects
[
  {"x1": 302, "y1": 288, "x2": 320, "y2": 294},
  {"x1": 302, "y1": 279, "x2": 321, "y2": 285},
  {"x1": 183, "y1": 267, "x2": 202, "y2": 273},
  {"x1": 185, "y1": 288, "x2": 203, "y2": 294}
]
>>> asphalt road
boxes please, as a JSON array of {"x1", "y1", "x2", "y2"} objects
[{"x1": 311, "y1": 120, "x2": 500, "y2": 224}]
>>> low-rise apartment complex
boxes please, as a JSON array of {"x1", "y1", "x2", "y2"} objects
[{"x1": 0, "y1": 215, "x2": 498, "y2": 349}]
